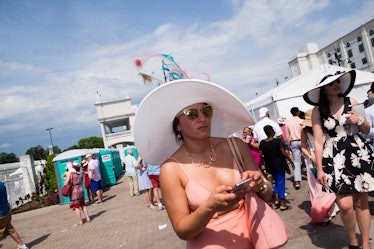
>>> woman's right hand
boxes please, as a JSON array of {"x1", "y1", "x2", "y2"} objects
[
  {"x1": 317, "y1": 169, "x2": 327, "y2": 186},
  {"x1": 205, "y1": 185, "x2": 244, "y2": 214}
]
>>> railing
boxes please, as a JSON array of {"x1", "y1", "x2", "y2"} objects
[{"x1": 105, "y1": 130, "x2": 133, "y2": 139}]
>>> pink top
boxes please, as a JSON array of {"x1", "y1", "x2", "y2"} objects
[
  {"x1": 247, "y1": 136, "x2": 261, "y2": 167},
  {"x1": 285, "y1": 116, "x2": 303, "y2": 143},
  {"x1": 171, "y1": 158, "x2": 252, "y2": 249}
]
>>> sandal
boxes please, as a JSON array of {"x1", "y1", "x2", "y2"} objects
[
  {"x1": 280, "y1": 206, "x2": 292, "y2": 211},
  {"x1": 274, "y1": 202, "x2": 280, "y2": 209},
  {"x1": 348, "y1": 245, "x2": 362, "y2": 249}
]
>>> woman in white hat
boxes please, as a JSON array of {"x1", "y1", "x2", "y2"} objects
[
  {"x1": 303, "y1": 70, "x2": 374, "y2": 249},
  {"x1": 300, "y1": 109, "x2": 339, "y2": 225},
  {"x1": 134, "y1": 79, "x2": 273, "y2": 248}
]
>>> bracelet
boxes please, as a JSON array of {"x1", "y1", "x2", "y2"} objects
[
  {"x1": 258, "y1": 177, "x2": 268, "y2": 194},
  {"x1": 357, "y1": 116, "x2": 364, "y2": 126}
]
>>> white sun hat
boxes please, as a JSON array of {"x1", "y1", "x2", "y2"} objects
[
  {"x1": 303, "y1": 70, "x2": 356, "y2": 106},
  {"x1": 134, "y1": 79, "x2": 254, "y2": 164}
]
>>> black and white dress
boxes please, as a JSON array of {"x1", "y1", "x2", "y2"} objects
[{"x1": 321, "y1": 97, "x2": 374, "y2": 193}]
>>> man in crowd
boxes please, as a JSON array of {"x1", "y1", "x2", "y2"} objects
[
  {"x1": 147, "y1": 164, "x2": 165, "y2": 210},
  {"x1": 285, "y1": 107, "x2": 304, "y2": 189},
  {"x1": 86, "y1": 153, "x2": 103, "y2": 204},
  {"x1": 124, "y1": 150, "x2": 139, "y2": 197},
  {"x1": 0, "y1": 181, "x2": 29, "y2": 249},
  {"x1": 253, "y1": 107, "x2": 284, "y2": 143}
]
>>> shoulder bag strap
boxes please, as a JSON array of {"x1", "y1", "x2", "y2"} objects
[{"x1": 227, "y1": 137, "x2": 245, "y2": 173}]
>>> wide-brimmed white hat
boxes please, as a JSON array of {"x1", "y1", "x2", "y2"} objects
[
  {"x1": 303, "y1": 70, "x2": 356, "y2": 106},
  {"x1": 134, "y1": 79, "x2": 254, "y2": 164}
]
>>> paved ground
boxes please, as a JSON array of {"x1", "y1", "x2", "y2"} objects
[{"x1": 1, "y1": 172, "x2": 373, "y2": 249}]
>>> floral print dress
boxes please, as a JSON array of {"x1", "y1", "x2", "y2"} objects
[
  {"x1": 69, "y1": 172, "x2": 85, "y2": 209},
  {"x1": 321, "y1": 98, "x2": 374, "y2": 193}
]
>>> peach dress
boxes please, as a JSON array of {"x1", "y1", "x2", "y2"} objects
[{"x1": 171, "y1": 158, "x2": 252, "y2": 249}]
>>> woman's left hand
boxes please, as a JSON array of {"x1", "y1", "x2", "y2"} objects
[{"x1": 346, "y1": 111, "x2": 360, "y2": 124}]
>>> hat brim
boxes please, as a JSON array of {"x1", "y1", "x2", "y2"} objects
[
  {"x1": 301, "y1": 119, "x2": 312, "y2": 127},
  {"x1": 134, "y1": 79, "x2": 254, "y2": 164},
  {"x1": 303, "y1": 70, "x2": 356, "y2": 106}
]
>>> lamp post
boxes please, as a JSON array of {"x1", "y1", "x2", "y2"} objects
[{"x1": 46, "y1": 128, "x2": 54, "y2": 154}]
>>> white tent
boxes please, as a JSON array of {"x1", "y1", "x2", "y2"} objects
[{"x1": 245, "y1": 64, "x2": 374, "y2": 122}]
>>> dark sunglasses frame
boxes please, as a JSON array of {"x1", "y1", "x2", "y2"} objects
[{"x1": 177, "y1": 105, "x2": 213, "y2": 120}]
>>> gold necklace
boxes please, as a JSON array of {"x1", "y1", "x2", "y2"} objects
[{"x1": 184, "y1": 142, "x2": 217, "y2": 168}]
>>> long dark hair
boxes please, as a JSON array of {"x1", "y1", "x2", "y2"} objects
[{"x1": 317, "y1": 86, "x2": 330, "y2": 119}]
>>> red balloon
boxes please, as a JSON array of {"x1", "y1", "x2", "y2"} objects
[{"x1": 134, "y1": 58, "x2": 142, "y2": 67}]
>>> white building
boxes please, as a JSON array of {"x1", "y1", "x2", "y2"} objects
[{"x1": 289, "y1": 18, "x2": 374, "y2": 77}]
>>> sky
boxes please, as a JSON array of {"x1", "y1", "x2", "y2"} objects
[{"x1": 0, "y1": 0, "x2": 373, "y2": 157}]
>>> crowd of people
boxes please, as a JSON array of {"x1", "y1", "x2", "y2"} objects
[
  {"x1": 3, "y1": 71, "x2": 374, "y2": 249},
  {"x1": 133, "y1": 71, "x2": 374, "y2": 249}
]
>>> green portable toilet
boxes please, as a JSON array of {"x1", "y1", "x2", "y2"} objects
[
  {"x1": 99, "y1": 149, "x2": 123, "y2": 187},
  {"x1": 124, "y1": 146, "x2": 138, "y2": 160}
]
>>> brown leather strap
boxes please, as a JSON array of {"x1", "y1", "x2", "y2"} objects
[{"x1": 227, "y1": 137, "x2": 245, "y2": 173}]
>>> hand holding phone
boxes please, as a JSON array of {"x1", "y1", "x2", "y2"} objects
[{"x1": 231, "y1": 178, "x2": 253, "y2": 193}]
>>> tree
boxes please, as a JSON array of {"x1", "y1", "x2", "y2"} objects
[
  {"x1": 63, "y1": 145, "x2": 78, "y2": 151},
  {"x1": 43, "y1": 154, "x2": 57, "y2": 193},
  {"x1": 25, "y1": 145, "x2": 47, "y2": 160},
  {"x1": 78, "y1": 136, "x2": 104, "y2": 149},
  {"x1": 25, "y1": 145, "x2": 62, "y2": 159},
  {"x1": 0, "y1": 152, "x2": 19, "y2": 163}
]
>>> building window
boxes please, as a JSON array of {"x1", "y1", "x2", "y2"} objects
[
  {"x1": 357, "y1": 36, "x2": 362, "y2": 42},
  {"x1": 371, "y1": 37, "x2": 374, "y2": 47},
  {"x1": 362, "y1": 58, "x2": 368, "y2": 64},
  {"x1": 370, "y1": 29, "x2": 374, "y2": 36},
  {"x1": 350, "y1": 63, "x2": 356, "y2": 69},
  {"x1": 359, "y1": 44, "x2": 365, "y2": 52},
  {"x1": 346, "y1": 42, "x2": 351, "y2": 47},
  {"x1": 336, "y1": 46, "x2": 340, "y2": 53},
  {"x1": 347, "y1": 49, "x2": 353, "y2": 57},
  {"x1": 328, "y1": 59, "x2": 334, "y2": 65},
  {"x1": 327, "y1": 52, "x2": 331, "y2": 57}
]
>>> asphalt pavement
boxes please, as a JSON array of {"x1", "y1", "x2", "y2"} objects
[{"x1": 1, "y1": 172, "x2": 373, "y2": 249}]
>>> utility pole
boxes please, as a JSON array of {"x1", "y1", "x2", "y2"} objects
[{"x1": 46, "y1": 128, "x2": 54, "y2": 154}]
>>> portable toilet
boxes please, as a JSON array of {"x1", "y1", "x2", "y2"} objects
[
  {"x1": 99, "y1": 149, "x2": 123, "y2": 187},
  {"x1": 124, "y1": 146, "x2": 138, "y2": 160},
  {"x1": 53, "y1": 149, "x2": 100, "y2": 204}
]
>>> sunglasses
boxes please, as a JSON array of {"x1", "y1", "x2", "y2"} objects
[
  {"x1": 177, "y1": 105, "x2": 213, "y2": 120},
  {"x1": 327, "y1": 79, "x2": 340, "y2": 87}
]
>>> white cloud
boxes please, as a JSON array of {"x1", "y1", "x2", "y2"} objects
[
  {"x1": 0, "y1": 60, "x2": 45, "y2": 74},
  {"x1": 0, "y1": 0, "x2": 373, "y2": 156}
]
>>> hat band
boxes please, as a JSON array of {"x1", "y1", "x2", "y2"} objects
[{"x1": 319, "y1": 71, "x2": 346, "y2": 85}]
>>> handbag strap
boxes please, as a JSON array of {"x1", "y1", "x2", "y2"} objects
[{"x1": 227, "y1": 137, "x2": 245, "y2": 173}]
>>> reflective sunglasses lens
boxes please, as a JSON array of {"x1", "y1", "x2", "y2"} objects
[
  {"x1": 202, "y1": 105, "x2": 213, "y2": 117},
  {"x1": 184, "y1": 109, "x2": 199, "y2": 119}
]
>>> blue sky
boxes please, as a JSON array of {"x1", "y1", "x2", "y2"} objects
[{"x1": 0, "y1": 0, "x2": 373, "y2": 157}]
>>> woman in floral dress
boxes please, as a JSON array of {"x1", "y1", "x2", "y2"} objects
[
  {"x1": 67, "y1": 162, "x2": 90, "y2": 225},
  {"x1": 304, "y1": 70, "x2": 374, "y2": 249}
]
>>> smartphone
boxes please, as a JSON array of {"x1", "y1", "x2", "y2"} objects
[{"x1": 231, "y1": 178, "x2": 253, "y2": 193}]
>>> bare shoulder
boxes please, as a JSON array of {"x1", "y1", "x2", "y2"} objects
[{"x1": 161, "y1": 158, "x2": 180, "y2": 174}]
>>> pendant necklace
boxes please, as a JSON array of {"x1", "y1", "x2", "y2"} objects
[{"x1": 184, "y1": 142, "x2": 217, "y2": 168}]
